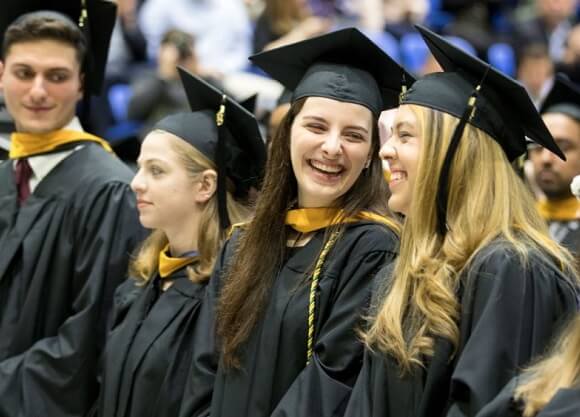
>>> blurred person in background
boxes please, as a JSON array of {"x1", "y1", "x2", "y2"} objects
[
  {"x1": 556, "y1": 23, "x2": 580, "y2": 83},
  {"x1": 127, "y1": 29, "x2": 222, "y2": 139},
  {"x1": 513, "y1": 0, "x2": 577, "y2": 62},
  {"x1": 252, "y1": 0, "x2": 332, "y2": 53},
  {"x1": 139, "y1": 0, "x2": 252, "y2": 75},
  {"x1": 531, "y1": 74, "x2": 580, "y2": 260},
  {"x1": 358, "y1": 0, "x2": 428, "y2": 38},
  {"x1": 517, "y1": 43, "x2": 555, "y2": 104}
]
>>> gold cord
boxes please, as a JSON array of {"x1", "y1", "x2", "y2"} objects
[{"x1": 306, "y1": 231, "x2": 340, "y2": 364}]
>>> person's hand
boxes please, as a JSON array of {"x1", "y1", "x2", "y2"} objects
[{"x1": 157, "y1": 44, "x2": 181, "y2": 80}]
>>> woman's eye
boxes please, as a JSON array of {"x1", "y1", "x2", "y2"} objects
[
  {"x1": 345, "y1": 132, "x2": 365, "y2": 142},
  {"x1": 150, "y1": 166, "x2": 164, "y2": 176},
  {"x1": 306, "y1": 123, "x2": 325, "y2": 132},
  {"x1": 398, "y1": 132, "x2": 412, "y2": 142}
]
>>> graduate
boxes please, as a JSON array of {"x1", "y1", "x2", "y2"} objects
[
  {"x1": 476, "y1": 314, "x2": 580, "y2": 417},
  {"x1": 531, "y1": 74, "x2": 580, "y2": 259},
  {"x1": 94, "y1": 68, "x2": 265, "y2": 417},
  {"x1": 0, "y1": 1, "x2": 145, "y2": 415},
  {"x1": 476, "y1": 182, "x2": 580, "y2": 417},
  {"x1": 179, "y1": 28, "x2": 411, "y2": 417},
  {"x1": 343, "y1": 26, "x2": 579, "y2": 417}
]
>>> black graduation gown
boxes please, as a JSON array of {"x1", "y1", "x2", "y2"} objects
[
  {"x1": 180, "y1": 221, "x2": 399, "y2": 417},
  {"x1": 344, "y1": 242, "x2": 578, "y2": 417},
  {"x1": 97, "y1": 269, "x2": 208, "y2": 417},
  {"x1": 478, "y1": 376, "x2": 580, "y2": 417},
  {"x1": 0, "y1": 144, "x2": 145, "y2": 417}
]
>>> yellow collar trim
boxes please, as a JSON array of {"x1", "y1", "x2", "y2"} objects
[
  {"x1": 158, "y1": 244, "x2": 196, "y2": 278},
  {"x1": 285, "y1": 208, "x2": 399, "y2": 233},
  {"x1": 537, "y1": 197, "x2": 580, "y2": 221},
  {"x1": 9, "y1": 129, "x2": 113, "y2": 159}
]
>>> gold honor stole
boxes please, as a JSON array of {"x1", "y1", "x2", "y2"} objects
[
  {"x1": 285, "y1": 207, "x2": 399, "y2": 233},
  {"x1": 537, "y1": 197, "x2": 580, "y2": 221},
  {"x1": 9, "y1": 129, "x2": 113, "y2": 159},
  {"x1": 158, "y1": 245, "x2": 197, "y2": 278}
]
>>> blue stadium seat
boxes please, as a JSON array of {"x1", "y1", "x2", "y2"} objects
[
  {"x1": 108, "y1": 83, "x2": 133, "y2": 122},
  {"x1": 400, "y1": 32, "x2": 429, "y2": 74},
  {"x1": 106, "y1": 83, "x2": 142, "y2": 144},
  {"x1": 445, "y1": 36, "x2": 476, "y2": 56},
  {"x1": 487, "y1": 42, "x2": 516, "y2": 78},
  {"x1": 425, "y1": 0, "x2": 453, "y2": 31},
  {"x1": 363, "y1": 30, "x2": 401, "y2": 64}
]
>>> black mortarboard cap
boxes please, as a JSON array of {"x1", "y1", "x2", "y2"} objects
[
  {"x1": 276, "y1": 89, "x2": 293, "y2": 107},
  {"x1": 0, "y1": 0, "x2": 117, "y2": 95},
  {"x1": 249, "y1": 28, "x2": 414, "y2": 115},
  {"x1": 401, "y1": 25, "x2": 564, "y2": 162},
  {"x1": 240, "y1": 93, "x2": 258, "y2": 115},
  {"x1": 402, "y1": 25, "x2": 565, "y2": 237},
  {"x1": 154, "y1": 67, "x2": 266, "y2": 229},
  {"x1": 540, "y1": 74, "x2": 580, "y2": 122}
]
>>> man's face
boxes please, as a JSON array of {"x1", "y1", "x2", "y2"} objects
[
  {"x1": 0, "y1": 39, "x2": 83, "y2": 133},
  {"x1": 530, "y1": 112, "x2": 580, "y2": 199}
]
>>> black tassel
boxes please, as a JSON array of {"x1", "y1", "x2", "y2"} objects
[
  {"x1": 435, "y1": 104, "x2": 471, "y2": 236},
  {"x1": 436, "y1": 66, "x2": 491, "y2": 238}
]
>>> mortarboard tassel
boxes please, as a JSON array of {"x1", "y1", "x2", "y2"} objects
[
  {"x1": 436, "y1": 66, "x2": 490, "y2": 237},
  {"x1": 215, "y1": 94, "x2": 231, "y2": 230}
]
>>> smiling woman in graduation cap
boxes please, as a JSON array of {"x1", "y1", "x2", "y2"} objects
[
  {"x1": 343, "y1": 26, "x2": 580, "y2": 417},
  {"x1": 94, "y1": 68, "x2": 265, "y2": 417},
  {"x1": 178, "y1": 28, "x2": 410, "y2": 417}
]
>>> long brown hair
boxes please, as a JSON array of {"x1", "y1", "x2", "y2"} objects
[
  {"x1": 129, "y1": 133, "x2": 252, "y2": 284},
  {"x1": 364, "y1": 105, "x2": 577, "y2": 373},
  {"x1": 217, "y1": 98, "x2": 392, "y2": 369},
  {"x1": 515, "y1": 314, "x2": 580, "y2": 417}
]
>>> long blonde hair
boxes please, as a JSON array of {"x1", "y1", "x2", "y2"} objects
[
  {"x1": 364, "y1": 105, "x2": 576, "y2": 373},
  {"x1": 129, "y1": 133, "x2": 252, "y2": 284},
  {"x1": 514, "y1": 314, "x2": 580, "y2": 417}
]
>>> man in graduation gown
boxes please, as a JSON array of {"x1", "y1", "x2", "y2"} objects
[
  {"x1": 531, "y1": 74, "x2": 580, "y2": 259},
  {"x1": 0, "y1": 1, "x2": 144, "y2": 416}
]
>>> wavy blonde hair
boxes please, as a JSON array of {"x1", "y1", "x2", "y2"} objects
[
  {"x1": 514, "y1": 315, "x2": 580, "y2": 417},
  {"x1": 129, "y1": 132, "x2": 253, "y2": 284},
  {"x1": 364, "y1": 105, "x2": 576, "y2": 373}
]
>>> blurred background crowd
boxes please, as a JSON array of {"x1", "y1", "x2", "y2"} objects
[{"x1": 3, "y1": 0, "x2": 580, "y2": 162}]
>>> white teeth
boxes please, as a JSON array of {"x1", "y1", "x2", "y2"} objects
[
  {"x1": 310, "y1": 160, "x2": 342, "y2": 174},
  {"x1": 391, "y1": 171, "x2": 406, "y2": 181}
]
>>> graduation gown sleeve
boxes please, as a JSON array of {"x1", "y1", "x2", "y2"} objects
[
  {"x1": 269, "y1": 243, "x2": 396, "y2": 417},
  {"x1": 446, "y1": 249, "x2": 578, "y2": 417},
  {"x1": 0, "y1": 180, "x2": 144, "y2": 417},
  {"x1": 477, "y1": 378, "x2": 580, "y2": 417},
  {"x1": 344, "y1": 245, "x2": 578, "y2": 417},
  {"x1": 178, "y1": 232, "x2": 240, "y2": 417}
]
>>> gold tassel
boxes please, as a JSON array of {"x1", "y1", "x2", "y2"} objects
[{"x1": 216, "y1": 94, "x2": 227, "y2": 126}]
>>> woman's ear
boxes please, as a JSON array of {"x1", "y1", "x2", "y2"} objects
[{"x1": 194, "y1": 169, "x2": 218, "y2": 203}]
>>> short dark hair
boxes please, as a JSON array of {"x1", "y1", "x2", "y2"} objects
[{"x1": 1, "y1": 13, "x2": 86, "y2": 67}]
